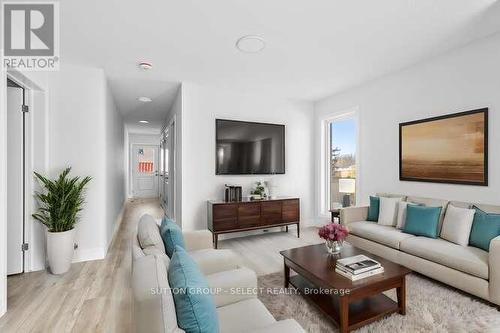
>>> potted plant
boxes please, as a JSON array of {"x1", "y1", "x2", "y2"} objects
[
  {"x1": 250, "y1": 181, "x2": 267, "y2": 200},
  {"x1": 32, "y1": 168, "x2": 91, "y2": 274},
  {"x1": 318, "y1": 223, "x2": 349, "y2": 255}
]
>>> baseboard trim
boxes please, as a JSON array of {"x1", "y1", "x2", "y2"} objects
[
  {"x1": 107, "y1": 202, "x2": 127, "y2": 250},
  {"x1": 72, "y1": 247, "x2": 106, "y2": 263}
]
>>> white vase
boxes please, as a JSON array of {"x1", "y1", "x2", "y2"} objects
[{"x1": 46, "y1": 228, "x2": 75, "y2": 275}]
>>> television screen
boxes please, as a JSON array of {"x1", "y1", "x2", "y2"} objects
[{"x1": 216, "y1": 119, "x2": 285, "y2": 175}]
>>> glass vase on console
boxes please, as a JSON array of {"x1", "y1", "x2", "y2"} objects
[{"x1": 318, "y1": 223, "x2": 349, "y2": 255}]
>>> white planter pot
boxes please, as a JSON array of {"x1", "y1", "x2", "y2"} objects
[{"x1": 46, "y1": 229, "x2": 75, "y2": 275}]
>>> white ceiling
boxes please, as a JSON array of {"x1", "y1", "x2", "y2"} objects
[{"x1": 59, "y1": 0, "x2": 500, "y2": 129}]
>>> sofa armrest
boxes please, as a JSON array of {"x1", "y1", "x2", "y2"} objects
[
  {"x1": 206, "y1": 267, "x2": 257, "y2": 308},
  {"x1": 183, "y1": 230, "x2": 213, "y2": 251},
  {"x1": 248, "y1": 319, "x2": 305, "y2": 333},
  {"x1": 340, "y1": 206, "x2": 368, "y2": 225},
  {"x1": 489, "y1": 235, "x2": 500, "y2": 304}
]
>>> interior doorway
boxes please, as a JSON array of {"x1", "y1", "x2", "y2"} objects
[
  {"x1": 160, "y1": 121, "x2": 175, "y2": 219},
  {"x1": 131, "y1": 144, "x2": 159, "y2": 198},
  {"x1": 6, "y1": 79, "x2": 27, "y2": 275}
]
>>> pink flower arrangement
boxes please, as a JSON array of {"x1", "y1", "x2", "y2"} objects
[{"x1": 318, "y1": 223, "x2": 349, "y2": 242}]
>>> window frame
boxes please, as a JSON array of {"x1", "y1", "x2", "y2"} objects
[{"x1": 319, "y1": 108, "x2": 360, "y2": 217}]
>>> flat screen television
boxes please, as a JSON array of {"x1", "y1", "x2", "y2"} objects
[{"x1": 216, "y1": 119, "x2": 285, "y2": 175}]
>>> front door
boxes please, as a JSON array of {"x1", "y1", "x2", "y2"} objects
[{"x1": 132, "y1": 144, "x2": 159, "y2": 198}]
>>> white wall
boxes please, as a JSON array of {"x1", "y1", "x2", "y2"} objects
[
  {"x1": 105, "y1": 82, "x2": 125, "y2": 247},
  {"x1": 163, "y1": 87, "x2": 183, "y2": 226},
  {"x1": 180, "y1": 83, "x2": 315, "y2": 231},
  {"x1": 314, "y1": 33, "x2": 500, "y2": 220}
]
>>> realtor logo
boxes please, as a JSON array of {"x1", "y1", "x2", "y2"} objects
[{"x1": 2, "y1": 2, "x2": 59, "y2": 71}]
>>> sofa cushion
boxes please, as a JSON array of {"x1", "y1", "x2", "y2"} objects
[
  {"x1": 403, "y1": 205, "x2": 441, "y2": 238},
  {"x1": 396, "y1": 202, "x2": 419, "y2": 229},
  {"x1": 440, "y1": 205, "x2": 475, "y2": 246},
  {"x1": 348, "y1": 221, "x2": 415, "y2": 250},
  {"x1": 137, "y1": 214, "x2": 166, "y2": 253},
  {"x1": 400, "y1": 237, "x2": 489, "y2": 279},
  {"x1": 406, "y1": 196, "x2": 449, "y2": 232},
  {"x1": 190, "y1": 248, "x2": 242, "y2": 276},
  {"x1": 367, "y1": 196, "x2": 380, "y2": 222},
  {"x1": 168, "y1": 246, "x2": 219, "y2": 333},
  {"x1": 160, "y1": 217, "x2": 185, "y2": 258},
  {"x1": 217, "y1": 298, "x2": 275, "y2": 333},
  {"x1": 132, "y1": 254, "x2": 183, "y2": 333},
  {"x1": 206, "y1": 267, "x2": 257, "y2": 307},
  {"x1": 378, "y1": 197, "x2": 403, "y2": 226},
  {"x1": 469, "y1": 207, "x2": 500, "y2": 252},
  {"x1": 249, "y1": 319, "x2": 305, "y2": 333}
]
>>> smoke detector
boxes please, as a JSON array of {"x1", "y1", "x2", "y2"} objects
[
  {"x1": 139, "y1": 62, "x2": 153, "y2": 70},
  {"x1": 236, "y1": 35, "x2": 266, "y2": 53}
]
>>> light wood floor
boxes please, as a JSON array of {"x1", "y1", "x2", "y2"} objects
[{"x1": 0, "y1": 199, "x2": 321, "y2": 332}]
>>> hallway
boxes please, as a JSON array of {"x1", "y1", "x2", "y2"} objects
[{"x1": 0, "y1": 199, "x2": 163, "y2": 333}]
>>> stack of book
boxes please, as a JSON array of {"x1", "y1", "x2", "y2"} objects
[{"x1": 335, "y1": 255, "x2": 384, "y2": 281}]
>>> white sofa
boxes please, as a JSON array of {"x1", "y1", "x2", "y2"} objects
[
  {"x1": 340, "y1": 194, "x2": 500, "y2": 306},
  {"x1": 131, "y1": 214, "x2": 305, "y2": 333}
]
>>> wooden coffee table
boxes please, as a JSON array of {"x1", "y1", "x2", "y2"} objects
[{"x1": 280, "y1": 243, "x2": 411, "y2": 333}]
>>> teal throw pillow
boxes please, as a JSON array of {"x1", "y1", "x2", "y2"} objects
[
  {"x1": 168, "y1": 246, "x2": 219, "y2": 333},
  {"x1": 160, "y1": 217, "x2": 185, "y2": 257},
  {"x1": 469, "y1": 207, "x2": 500, "y2": 252},
  {"x1": 367, "y1": 196, "x2": 380, "y2": 222},
  {"x1": 403, "y1": 205, "x2": 441, "y2": 238}
]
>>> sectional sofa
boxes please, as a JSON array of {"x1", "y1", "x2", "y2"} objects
[
  {"x1": 131, "y1": 214, "x2": 305, "y2": 333},
  {"x1": 340, "y1": 193, "x2": 500, "y2": 306}
]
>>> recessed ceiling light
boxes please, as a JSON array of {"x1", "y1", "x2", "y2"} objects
[
  {"x1": 139, "y1": 62, "x2": 153, "y2": 70},
  {"x1": 236, "y1": 35, "x2": 266, "y2": 53},
  {"x1": 139, "y1": 120, "x2": 149, "y2": 124},
  {"x1": 138, "y1": 96, "x2": 152, "y2": 103}
]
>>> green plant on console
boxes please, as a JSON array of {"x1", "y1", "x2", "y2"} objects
[
  {"x1": 251, "y1": 181, "x2": 266, "y2": 198},
  {"x1": 32, "y1": 167, "x2": 92, "y2": 232}
]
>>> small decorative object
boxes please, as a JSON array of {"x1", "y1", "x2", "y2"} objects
[
  {"x1": 250, "y1": 181, "x2": 267, "y2": 200},
  {"x1": 32, "y1": 168, "x2": 91, "y2": 275},
  {"x1": 318, "y1": 223, "x2": 349, "y2": 255},
  {"x1": 266, "y1": 179, "x2": 278, "y2": 199},
  {"x1": 338, "y1": 178, "x2": 355, "y2": 207}
]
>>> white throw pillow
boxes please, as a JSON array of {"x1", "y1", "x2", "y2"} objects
[
  {"x1": 440, "y1": 204, "x2": 475, "y2": 246},
  {"x1": 378, "y1": 197, "x2": 402, "y2": 226},
  {"x1": 396, "y1": 202, "x2": 417, "y2": 229}
]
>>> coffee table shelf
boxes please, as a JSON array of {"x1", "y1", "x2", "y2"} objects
[{"x1": 289, "y1": 274, "x2": 400, "y2": 331}]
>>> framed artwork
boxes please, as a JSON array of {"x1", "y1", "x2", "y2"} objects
[{"x1": 399, "y1": 108, "x2": 488, "y2": 186}]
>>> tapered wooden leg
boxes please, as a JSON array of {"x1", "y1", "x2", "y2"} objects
[
  {"x1": 214, "y1": 234, "x2": 218, "y2": 249},
  {"x1": 397, "y1": 277, "x2": 406, "y2": 315},
  {"x1": 285, "y1": 226, "x2": 289, "y2": 232},
  {"x1": 297, "y1": 223, "x2": 300, "y2": 238},
  {"x1": 339, "y1": 296, "x2": 349, "y2": 333},
  {"x1": 284, "y1": 262, "x2": 290, "y2": 288}
]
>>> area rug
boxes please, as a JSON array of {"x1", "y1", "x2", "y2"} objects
[{"x1": 257, "y1": 272, "x2": 500, "y2": 332}]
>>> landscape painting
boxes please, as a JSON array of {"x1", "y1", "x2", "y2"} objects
[{"x1": 400, "y1": 109, "x2": 488, "y2": 186}]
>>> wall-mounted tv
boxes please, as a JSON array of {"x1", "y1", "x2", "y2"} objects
[{"x1": 216, "y1": 119, "x2": 285, "y2": 175}]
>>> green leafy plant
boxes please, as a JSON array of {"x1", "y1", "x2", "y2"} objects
[
  {"x1": 32, "y1": 168, "x2": 92, "y2": 232},
  {"x1": 251, "y1": 181, "x2": 266, "y2": 197}
]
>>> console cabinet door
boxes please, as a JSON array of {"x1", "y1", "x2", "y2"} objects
[
  {"x1": 282, "y1": 199, "x2": 300, "y2": 222},
  {"x1": 238, "y1": 202, "x2": 261, "y2": 227},
  {"x1": 213, "y1": 204, "x2": 237, "y2": 231},
  {"x1": 261, "y1": 201, "x2": 282, "y2": 225}
]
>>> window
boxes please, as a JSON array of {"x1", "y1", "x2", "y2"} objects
[{"x1": 327, "y1": 115, "x2": 357, "y2": 210}]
